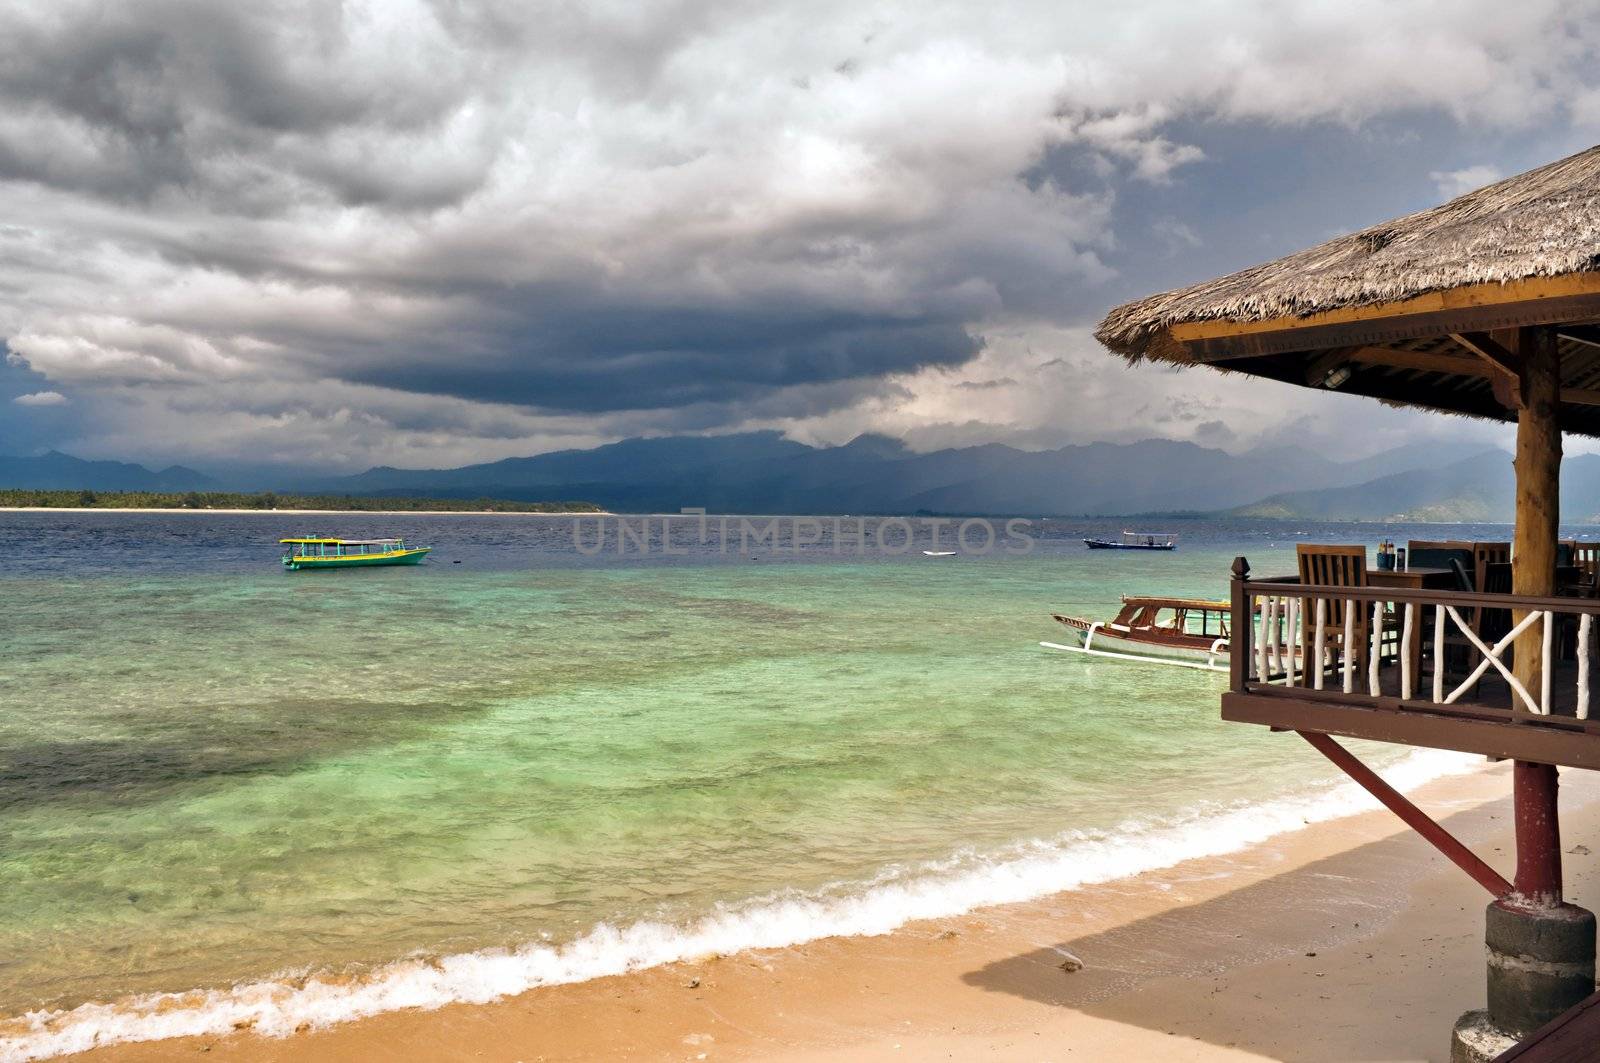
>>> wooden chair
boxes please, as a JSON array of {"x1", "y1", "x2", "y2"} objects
[
  {"x1": 1408, "y1": 546, "x2": 1475, "y2": 676},
  {"x1": 1473, "y1": 542, "x2": 1511, "y2": 599},
  {"x1": 1572, "y1": 542, "x2": 1600, "y2": 592},
  {"x1": 1436, "y1": 557, "x2": 1478, "y2": 676},
  {"x1": 1408, "y1": 540, "x2": 1475, "y2": 583},
  {"x1": 1478, "y1": 562, "x2": 1514, "y2": 644},
  {"x1": 1461, "y1": 541, "x2": 1510, "y2": 634},
  {"x1": 1297, "y1": 544, "x2": 1369, "y2": 687}
]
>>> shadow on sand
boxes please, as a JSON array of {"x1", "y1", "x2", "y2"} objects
[{"x1": 960, "y1": 798, "x2": 1514, "y2": 1060}]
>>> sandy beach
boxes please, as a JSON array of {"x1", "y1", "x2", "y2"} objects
[{"x1": 57, "y1": 760, "x2": 1598, "y2": 1063}]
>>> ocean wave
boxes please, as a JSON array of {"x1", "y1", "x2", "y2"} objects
[{"x1": 0, "y1": 747, "x2": 1482, "y2": 1061}]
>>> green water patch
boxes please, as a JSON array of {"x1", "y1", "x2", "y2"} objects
[{"x1": 0, "y1": 545, "x2": 1403, "y2": 1017}]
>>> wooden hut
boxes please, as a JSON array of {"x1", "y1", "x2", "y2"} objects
[{"x1": 1096, "y1": 144, "x2": 1600, "y2": 1060}]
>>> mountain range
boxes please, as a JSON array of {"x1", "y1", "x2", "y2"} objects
[
  {"x1": 0, "y1": 451, "x2": 217, "y2": 492},
  {"x1": 1233, "y1": 449, "x2": 1600, "y2": 523},
  {"x1": 291, "y1": 432, "x2": 1496, "y2": 516},
  {"x1": 1, "y1": 433, "x2": 1554, "y2": 520}
]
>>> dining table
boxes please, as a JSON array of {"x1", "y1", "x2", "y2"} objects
[
  {"x1": 1366, "y1": 567, "x2": 1456, "y2": 691},
  {"x1": 1366, "y1": 566, "x2": 1457, "y2": 592}
]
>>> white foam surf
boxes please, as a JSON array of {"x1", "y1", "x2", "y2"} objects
[{"x1": 0, "y1": 748, "x2": 1483, "y2": 1061}]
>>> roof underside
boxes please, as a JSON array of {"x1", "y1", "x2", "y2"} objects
[{"x1": 1182, "y1": 323, "x2": 1600, "y2": 437}]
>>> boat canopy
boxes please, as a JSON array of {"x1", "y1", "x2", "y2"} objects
[
  {"x1": 1120, "y1": 595, "x2": 1229, "y2": 611},
  {"x1": 280, "y1": 537, "x2": 404, "y2": 545}
]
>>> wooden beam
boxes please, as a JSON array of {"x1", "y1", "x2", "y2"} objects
[
  {"x1": 1494, "y1": 990, "x2": 1600, "y2": 1061},
  {"x1": 1453, "y1": 331, "x2": 1524, "y2": 407},
  {"x1": 1171, "y1": 273, "x2": 1600, "y2": 343},
  {"x1": 1171, "y1": 347, "x2": 1275, "y2": 366},
  {"x1": 1453, "y1": 331, "x2": 1523, "y2": 377},
  {"x1": 1558, "y1": 325, "x2": 1600, "y2": 350},
  {"x1": 1345, "y1": 345, "x2": 1491, "y2": 376},
  {"x1": 1221, "y1": 692, "x2": 1600, "y2": 770},
  {"x1": 1337, "y1": 345, "x2": 1600, "y2": 405},
  {"x1": 1171, "y1": 289, "x2": 1600, "y2": 360},
  {"x1": 1298, "y1": 731, "x2": 1511, "y2": 897}
]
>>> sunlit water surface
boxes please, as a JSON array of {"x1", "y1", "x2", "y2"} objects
[{"x1": 0, "y1": 511, "x2": 1548, "y2": 1051}]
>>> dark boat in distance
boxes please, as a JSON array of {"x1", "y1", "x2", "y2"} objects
[{"x1": 1083, "y1": 530, "x2": 1177, "y2": 551}]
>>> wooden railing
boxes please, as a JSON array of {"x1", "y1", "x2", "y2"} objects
[{"x1": 1229, "y1": 557, "x2": 1600, "y2": 732}]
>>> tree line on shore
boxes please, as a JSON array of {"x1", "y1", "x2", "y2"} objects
[{"x1": 0, "y1": 489, "x2": 603, "y2": 513}]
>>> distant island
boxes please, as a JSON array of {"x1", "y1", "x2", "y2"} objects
[{"x1": 0, "y1": 489, "x2": 605, "y2": 513}]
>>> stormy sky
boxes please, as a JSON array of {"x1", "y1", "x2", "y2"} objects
[{"x1": 3, "y1": 0, "x2": 1600, "y2": 472}]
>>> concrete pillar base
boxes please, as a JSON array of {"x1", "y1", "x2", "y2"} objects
[
  {"x1": 1450, "y1": 1010, "x2": 1517, "y2": 1063},
  {"x1": 1486, "y1": 900, "x2": 1596, "y2": 1038}
]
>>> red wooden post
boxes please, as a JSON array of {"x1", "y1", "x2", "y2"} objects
[{"x1": 1514, "y1": 761, "x2": 1563, "y2": 906}]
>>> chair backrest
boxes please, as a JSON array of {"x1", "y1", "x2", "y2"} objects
[
  {"x1": 1408, "y1": 540, "x2": 1475, "y2": 584},
  {"x1": 1298, "y1": 544, "x2": 1366, "y2": 628},
  {"x1": 1558, "y1": 540, "x2": 1576, "y2": 567},
  {"x1": 1574, "y1": 542, "x2": 1600, "y2": 583},
  {"x1": 1474, "y1": 542, "x2": 1511, "y2": 597},
  {"x1": 1479, "y1": 561, "x2": 1514, "y2": 643}
]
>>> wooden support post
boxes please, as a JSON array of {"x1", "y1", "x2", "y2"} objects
[
  {"x1": 1453, "y1": 326, "x2": 1594, "y2": 1063},
  {"x1": 1512, "y1": 325, "x2": 1563, "y2": 906},
  {"x1": 1514, "y1": 761, "x2": 1563, "y2": 905},
  {"x1": 1230, "y1": 556, "x2": 1251, "y2": 689}
]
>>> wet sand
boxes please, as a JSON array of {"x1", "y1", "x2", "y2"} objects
[{"x1": 64, "y1": 760, "x2": 1600, "y2": 1063}]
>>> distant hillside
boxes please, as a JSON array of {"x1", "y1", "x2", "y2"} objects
[
  {"x1": 8, "y1": 434, "x2": 1535, "y2": 519},
  {"x1": 1230, "y1": 449, "x2": 1600, "y2": 522},
  {"x1": 0, "y1": 451, "x2": 216, "y2": 491},
  {"x1": 0, "y1": 489, "x2": 602, "y2": 513},
  {"x1": 300, "y1": 431, "x2": 1479, "y2": 516}
]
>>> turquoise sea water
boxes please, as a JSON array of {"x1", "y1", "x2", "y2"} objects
[{"x1": 0, "y1": 512, "x2": 1541, "y2": 1056}]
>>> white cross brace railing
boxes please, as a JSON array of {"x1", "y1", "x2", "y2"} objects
[{"x1": 1249, "y1": 586, "x2": 1598, "y2": 720}]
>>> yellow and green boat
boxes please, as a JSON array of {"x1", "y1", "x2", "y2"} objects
[{"x1": 280, "y1": 537, "x2": 432, "y2": 570}]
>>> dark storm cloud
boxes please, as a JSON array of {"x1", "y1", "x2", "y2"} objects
[
  {"x1": 2, "y1": 0, "x2": 1599, "y2": 468},
  {"x1": 0, "y1": 1, "x2": 484, "y2": 208},
  {"x1": 347, "y1": 311, "x2": 979, "y2": 411}
]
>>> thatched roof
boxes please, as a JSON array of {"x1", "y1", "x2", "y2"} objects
[{"x1": 1098, "y1": 145, "x2": 1600, "y2": 361}]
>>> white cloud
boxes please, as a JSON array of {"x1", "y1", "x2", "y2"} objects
[
  {"x1": 1429, "y1": 164, "x2": 1503, "y2": 198},
  {"x1": 762, "y1": 319, "x2": 1516, "y2": 461},
  {"x1": 12, "y1": 390, "x2": 66, "y2": 406}
]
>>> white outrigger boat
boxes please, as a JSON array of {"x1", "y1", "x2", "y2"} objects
[{"x1": 1041, "y1": 595, "x2": 1232, "y2": 672}]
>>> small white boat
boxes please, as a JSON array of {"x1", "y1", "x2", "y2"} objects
[{"x1": 923, "y1": 550, "x2": 956, "y2": 557}]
